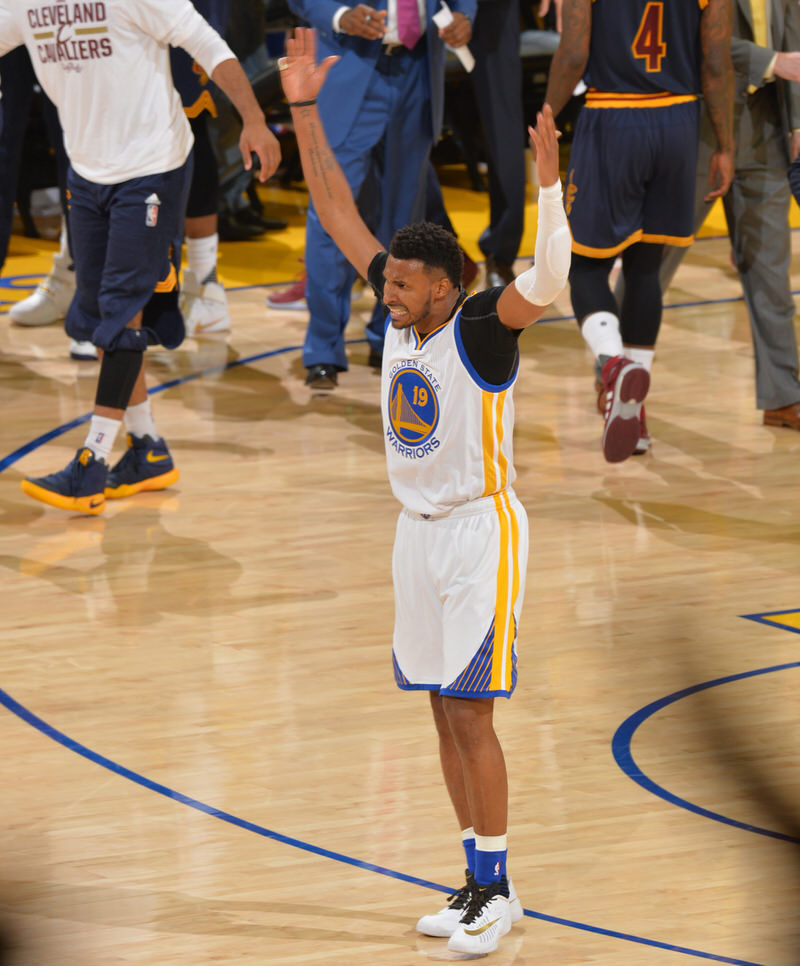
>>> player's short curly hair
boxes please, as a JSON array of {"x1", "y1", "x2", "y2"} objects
[{"x1": 389, "y1": 222, "x2": 463, "y2": 288}]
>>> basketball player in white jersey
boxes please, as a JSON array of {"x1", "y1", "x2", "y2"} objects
[{"x1": 279, "y1": 28, "x2": 571, "y2": 955}]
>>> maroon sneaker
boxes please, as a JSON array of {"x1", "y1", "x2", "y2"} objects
[
  {"x1": 266, "y1": 266, "x2": 306, "y2": 310},
  {"x1": 600, "y1": 356, "x2": 650, "y2": 463}
]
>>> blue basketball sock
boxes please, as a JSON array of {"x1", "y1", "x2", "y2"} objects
[
  {"x1": 461, "y1": 828, "x2": 476, "y2": 875},
  {"x1": 474, "y1": 833, "x2": 508, "y2": 890}
]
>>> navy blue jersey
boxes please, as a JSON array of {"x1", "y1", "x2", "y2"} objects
[
  {"x1": 586, "y1": 0, "x2": 707, "y2": 95},
  {"x1": 188, "y1": 0, "x2": 229, "y2": 34},
  {"x1": 170, "y1": 0, "x2": 230, "y2": 115}
]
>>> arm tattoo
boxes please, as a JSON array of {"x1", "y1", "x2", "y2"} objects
[
  {"x1": 701, "y1": 0, "x2": 735, "y2": 153},
  {"x1": 544, "y1": 0, "x2": 591, "y2": 118}
]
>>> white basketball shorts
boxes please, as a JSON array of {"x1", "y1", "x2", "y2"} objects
[{"x1": 392, "y1": 489, "x2": 529, "y2": 698}]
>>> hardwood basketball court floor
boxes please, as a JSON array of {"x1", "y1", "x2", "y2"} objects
[{"x1": 1, "y1": 175, "x2": 799, "y2": 965}]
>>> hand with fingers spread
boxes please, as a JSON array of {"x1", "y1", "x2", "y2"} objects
[
  {"x1": 279, "y1": 27, "x2": 340, "y2": 105},
  {"x1": 528, "y1": 104, "x2": 561, "y2": 189}
]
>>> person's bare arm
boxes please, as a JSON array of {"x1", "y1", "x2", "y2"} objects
[
  {"x1": 699, "y1": 0, "x2": 734, "y2": 200},
  {"x1": 543, "y1": 0, "x2": 590, "y2": 117},
  {"x1": 279, "y1": 28, "x2": 383, "y2": 278},
  {"x1": 211, "y1": 58, "x2": 281, "y2": 181}
]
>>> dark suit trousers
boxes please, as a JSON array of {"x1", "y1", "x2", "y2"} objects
[
  {"x1": 0, "y1": 46, "x2": 71, "y2": 273},
  {"x1": 469, "y1": 0, "x2": 525, "y2": 266},
  {"x1": 659, "y1": 96, "x2": 800, "y2": 411},
  {"x1": 303, "y1": 46, "x2": 432, "y2": 370},
  {"x1": 0, "y1": 47, "x2": 36, "y2": 270}
]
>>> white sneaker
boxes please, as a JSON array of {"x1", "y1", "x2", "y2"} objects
[
  {"x1": 417, "y1": 872, "x2": 523, "y2": 938},
  {"x1": 417, "y1": 872, "x2": 474, "y2": 937},
  {"x1": 447, "y1": 881, "x2": 514, "y2": 955},
  {"x1": 10, "y1": 265, "x2": 76, "y2": 326},
  {"x1": 181, "y1": 270, "x2": 231, "y2": 337},
  {"x1": 69, "y1": 339, "x2": 98, "y2": 361}
]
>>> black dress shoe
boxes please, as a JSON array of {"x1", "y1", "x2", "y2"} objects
[
  {"x1": 305, "y1": 364, "x2": 338, "y2": 389},
  {"x1": 234, "y1": 207, "x2": 288, "y2": 232},
  {"x1": 484, "y1": 254, "x2": 516, "y2": 288},
  {"x1": 218, "y1": 211, "x2": 267, "y2": 241},
  {"x1": 367, "y1": 348, "x2": 383, "y2": 369}
]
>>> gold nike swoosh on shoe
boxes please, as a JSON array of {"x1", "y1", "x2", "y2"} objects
[
  {"x1": 463, "y1": 918, "x2": 502, "y2": 936},
  {"x1": 146, "y1": 452, "x2": 169, "y2": 463}
]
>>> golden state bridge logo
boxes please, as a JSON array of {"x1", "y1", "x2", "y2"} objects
[{"x1": 387, "y1": 367, "x2": 440, "y2": 458}]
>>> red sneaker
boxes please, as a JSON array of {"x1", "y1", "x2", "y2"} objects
[
  {"x1": 266, "y1": 265, "x2": 306, "y2": 310},
  {"x1": 600, "y1": 355, "x2": 650, "y2": 463}
]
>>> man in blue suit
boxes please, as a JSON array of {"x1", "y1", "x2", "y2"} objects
[{"x1": 288, "y1": 0, "x2": 475, "y2": 388}]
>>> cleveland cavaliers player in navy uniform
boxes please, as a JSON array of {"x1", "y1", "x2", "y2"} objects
[
  {"x1": 0, "y1": 0, "x2": 280, "y2": 514},
  {"x1": 546, "y1": 0, "x2": 734, "y2": 457}
]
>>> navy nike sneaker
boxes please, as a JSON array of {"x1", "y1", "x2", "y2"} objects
[
  {"x1": 21, "y1": 447, "x2": 108, "y2": 515},
  {"x1": 105, "y1": 433, "x2": 179, "y2": 499}
]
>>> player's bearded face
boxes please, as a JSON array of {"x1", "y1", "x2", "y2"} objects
[{"x1": 383, "y1": 257, "x2": 437, "y2": 330}]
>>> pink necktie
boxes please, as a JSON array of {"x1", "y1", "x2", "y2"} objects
[{"x1": 397, "y1": 0, "x2": 422, "y2": 49}]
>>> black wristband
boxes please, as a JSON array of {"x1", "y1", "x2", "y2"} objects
[{"x1": 288, "y1": 99, "x2": 317, "y2": 107}]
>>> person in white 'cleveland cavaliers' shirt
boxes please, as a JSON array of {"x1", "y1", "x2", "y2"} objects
[
  {"x1": 278, "y1": 29, "x2": 571, "y2": 957},
  {"x1": 0, "y1": 0, "x2": 280, "y2": 515}
]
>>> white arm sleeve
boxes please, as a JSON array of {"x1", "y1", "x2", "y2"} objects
[{"x1": 513, "y1": 180, "x2": 572, "y2": 307}]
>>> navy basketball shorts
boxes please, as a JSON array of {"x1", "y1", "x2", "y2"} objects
[
  {"x1": 392, "y1": 490, "x2": 529, "y2": 699},
  {"x1": 65, "y1": 157, "x2": 192, "y2": 351},
  {"x1": 565, "y1": 99, "x2": 701, "y2": 257}
]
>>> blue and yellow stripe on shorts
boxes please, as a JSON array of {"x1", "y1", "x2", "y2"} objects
[
  {"x1": 445, "y1": 387, "x2": 521, "y2": 698},
  {"x1": 444, "y1": 489, "x2": 521, "y2": 698}
]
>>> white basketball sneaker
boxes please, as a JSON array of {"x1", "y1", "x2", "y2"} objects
[
  {"x1": 416, "y1": 871, "x2": 475, "y2": 937},
  {"x1": 447, "y1": 879, "x2": 515, "y2": 955},
  {"x1": 417, "y1": 872, "x2": 523, "y2": 939},
  {"x1": 10, "y1": 260, "x2": 76, "y2": 326},
  {"x1": 181, "y1": 270, "x2": 231, "y2": 337},
  {"x1": 69, "y1": 339, "x2": 98, "y2": 361}
]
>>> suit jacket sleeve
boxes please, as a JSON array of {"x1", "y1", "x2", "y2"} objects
[
  {"x1": 288, "y1": 0, "x2": 348, "y2": 35},
  {"x1": 781, "y1": 0, "x2": 800, "y2": 130},
  {"x1": 444, "y1": 0, "x2": 477, "y2": 25},
  {"x1": 730, "y1": 36, "x2": 775, "y2": 89}
]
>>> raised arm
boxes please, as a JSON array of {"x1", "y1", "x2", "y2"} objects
[
  {"x1": 544, "y1": 0, "x2": 591, "y2": 118},
  {"x1": 495, "y1": 105, "x2": 571, "y2": 330},
  {"x1": 700, "y1": 0, "x2": 734, "y2": 201},
  {"x1": 279, "y1": 28, "x2": 384, "y2": 280}
]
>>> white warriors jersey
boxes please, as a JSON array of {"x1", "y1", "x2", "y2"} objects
[{"x1": 381, "y1": 305, "x2": 518, "y2": 517}]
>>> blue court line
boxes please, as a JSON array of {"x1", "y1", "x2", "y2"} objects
[
  {"x1": 741, "y1": 610, "x2": 800, "y2": 637},
  {"x1": 0, "y1": 319, "x2": 779, "y2": 965},
  {"x1": 0, "y1": 685, "x2": 765, "y2": 965},
  {"x1": 612, "y1": 661, "x2": 800, "y2": 845},
  {"x1": 0, "y1": 342, "x2": 306, "y2": 475}
]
